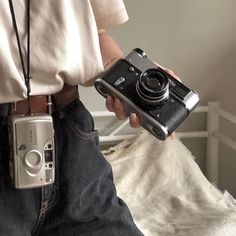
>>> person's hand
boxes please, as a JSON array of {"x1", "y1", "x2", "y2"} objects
[
  {"x1": 105, "y1": 96, "x2": 140, "y2": 128},
  {"x1": 105, "y1": 65, "x2": 181, "y2": 129}
]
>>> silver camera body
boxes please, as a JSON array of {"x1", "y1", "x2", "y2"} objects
[
  {"x1": 95, "y1": 48, "x2": 199, "y2": 140},
  {"x1": 9, "y1": 114, "x2": 55, "y2": 189}
]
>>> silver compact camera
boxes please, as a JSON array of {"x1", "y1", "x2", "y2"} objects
[
  {"x1": 95, "y1": 48, "x2": 199, "y2": 140},
  {"x1": 9, "y1": 114, "x2": 55, "y2": 189}
]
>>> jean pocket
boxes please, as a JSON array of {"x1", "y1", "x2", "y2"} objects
[{"x1": 64, "y1": 99, "x2": 99, "y2": 140}]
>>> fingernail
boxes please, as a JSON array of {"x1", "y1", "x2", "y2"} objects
[
  {"x1": 130, "y1": 113, "x2": 137, "y2": 123},
  {"x1": 130, "y1": 113, "x2": 136, "y2": 119}
]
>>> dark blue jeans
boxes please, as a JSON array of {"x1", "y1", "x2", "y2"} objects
[{"x1": 0, "y1": 99, "x2": 143, "y2": 236}]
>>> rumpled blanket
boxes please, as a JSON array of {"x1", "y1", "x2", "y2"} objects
[{"x1": 103, "y1": 131, "x2": 236, "y2": 236}]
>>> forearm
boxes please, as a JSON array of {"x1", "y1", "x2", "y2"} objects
[
  {"x1": 98, "y1": 29, "x2": 123, "y2": 68},
  {"x1": 82, "y1": 29, "x2": 123, "y2": 86}
]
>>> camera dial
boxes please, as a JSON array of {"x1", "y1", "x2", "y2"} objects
[
  {"x1": 133, "y1": 48, "x2": 147, "y2": 58},
  {"x1": 136, "y1": 69, "x2": 169, "y2": 107}
]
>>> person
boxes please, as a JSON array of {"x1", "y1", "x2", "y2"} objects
[
  {"x1": 0, "y1": 0, "x2": 144, "y2": 235},
  {"x1": 0, "y1": 1, "x2": 181, "y2": 235}
]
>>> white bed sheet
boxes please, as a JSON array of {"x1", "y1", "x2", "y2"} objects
[{"x1": 103, "y1": 131, "x2": 236, "y2": 236}]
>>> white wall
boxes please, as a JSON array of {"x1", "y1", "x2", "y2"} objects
[{"x1": 80, "y1": 0, "x2": 236, "y2": 196}]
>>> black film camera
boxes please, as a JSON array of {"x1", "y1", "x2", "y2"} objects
[{"x1": 94, "y1": 48, "x2": 199, "y2": 140}]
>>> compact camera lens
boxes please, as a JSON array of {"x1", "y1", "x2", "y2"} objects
[{"x1": 136, "y1": 69, "x2": 169, "y2": 106}]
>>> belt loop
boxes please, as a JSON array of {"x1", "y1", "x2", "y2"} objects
[
  {"x1": 47, "y1": 95, "x2": 53, "y2": 115},
  {"x1": 12, "y1": 102, "x2": 17, "y2": 112}
]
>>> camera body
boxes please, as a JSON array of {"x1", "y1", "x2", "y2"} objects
[
  {"x1": 94, "y1": 48, "x2": 199, "y2": 140},
  {"x1": 9, "y1": 114, "x2": 55, "y2": 189}
]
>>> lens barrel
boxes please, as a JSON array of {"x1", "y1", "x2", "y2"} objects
[{"x1": 136, "y1": 69, "x2": 169, "y2": 106}]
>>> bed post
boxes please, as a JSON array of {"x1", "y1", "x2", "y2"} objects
[{"x1": 206, "y1": 102, "x2": 220, "y2": 186}]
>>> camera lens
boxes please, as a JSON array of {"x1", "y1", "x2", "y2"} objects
[{"x1": 136, "y1": 69, "x2": 169, "y2": 106}]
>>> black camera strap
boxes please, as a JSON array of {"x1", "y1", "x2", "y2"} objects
[{"x1": 9, "y1": 0, "x2": 32, "y2": 114}]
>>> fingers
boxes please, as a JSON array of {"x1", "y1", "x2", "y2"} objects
[
  {"x1": 113, "y1": 98, "x2": 126, "y2": 120},
  {"x1": 162, "y1": 67, "x2": 181, "y2": 81},
  {"x1": 105, "y1": 96, "x2": 114, "y2": 112},
  {"x1": 105, "y1": 96, "x2": 140, "y2": 128},
  {"x1": 106, "y1": 96, "x2": 126, "y2": 120},
  {"x1": 169, "y1": 132, "x2": 176, "y2": 139},
  {"x1": 129, "y1": 113, "x2": 140, "y2": 128}
]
